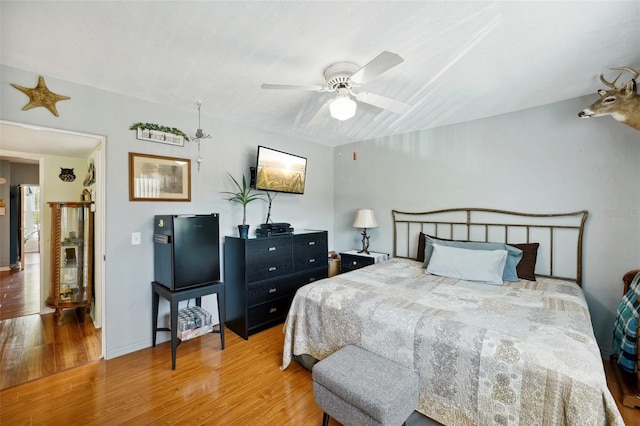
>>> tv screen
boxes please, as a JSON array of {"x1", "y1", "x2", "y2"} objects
[{"x1": 255, "y1": 146, "x2": 307, "y2": 194}]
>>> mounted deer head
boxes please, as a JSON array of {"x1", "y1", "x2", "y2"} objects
[{"x1": 578, "y1": 67, "x2": 640, "y2": 131}]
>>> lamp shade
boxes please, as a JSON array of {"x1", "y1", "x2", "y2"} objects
[
  {"x1": 352, "y1": 209, "x2": 378, "y2": 229},
  {"x1": 329, "y1": 94, "x2": 357, "y2": 121}
]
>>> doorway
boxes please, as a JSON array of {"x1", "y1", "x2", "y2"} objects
[
  {"x1": 0, "y1": 120, "x2": 105, "y2": 389},
  {"x1": 9, "y1": 184, "x2": 41, "y2": 270},
  {"x1": 22, "y1": 185, "x2": 41, "y2": 257},
  {"x1": 1, "y1": 184, "x2": 41, "y2": 319}
]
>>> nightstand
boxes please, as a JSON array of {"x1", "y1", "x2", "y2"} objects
[{"x1": 339, "y1": 250, "x2": 389, "y2": 273}]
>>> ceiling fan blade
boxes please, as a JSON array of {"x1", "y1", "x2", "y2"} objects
[
  {"x1": 308, "y1": 99, "x2": 332, "y2": 126},
  {"x1": 261, "y1": 83, "x2": 325, "y2": 91},
  {"x1": 355, "y1": 92, "x2": 410, "y2": 115},
  {"x1": 350, "y1": 51, "x2": 404, "y2": 85}
]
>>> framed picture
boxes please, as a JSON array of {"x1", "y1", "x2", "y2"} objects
[{"x1": 129, "y1": 152, "x2": 191, "y2": 201}]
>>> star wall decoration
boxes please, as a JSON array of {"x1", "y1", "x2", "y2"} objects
[{"x1": 11, "y1": 75, "x2": 71, "y2": 117}]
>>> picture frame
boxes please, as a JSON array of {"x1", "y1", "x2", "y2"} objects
[{"x1": 129, "y1": 152, "x2": 191, "y2": 201}]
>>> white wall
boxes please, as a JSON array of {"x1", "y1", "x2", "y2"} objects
[
  {"x1": 1, "y1": 65, "x2": 335, "y2": 359},
  {"x1": 333, "y1": 96, "x2": 640, "y2": 355},
  {"x1": 4, "y1": 63, "x2": 638, "y2": 359}
]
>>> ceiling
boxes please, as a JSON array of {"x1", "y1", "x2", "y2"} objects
[
  {"x1": 0, "y1": 121, "x2": 101, "y2": 164},
  {"x1": 1, "y1": 1, "x2": 639, "y2": 146}
]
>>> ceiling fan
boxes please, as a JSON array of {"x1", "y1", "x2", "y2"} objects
[{"x1": 261, "y1": 51, "x2": 410, "y2": 121}]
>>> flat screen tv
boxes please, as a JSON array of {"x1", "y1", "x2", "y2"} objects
[{"x1": 255, "y1": 146, "x2": 307, "y2": 194}]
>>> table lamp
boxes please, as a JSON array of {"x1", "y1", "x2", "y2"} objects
[{"x1": 353, "y1": 209, "x2": 378, "y2": 254}]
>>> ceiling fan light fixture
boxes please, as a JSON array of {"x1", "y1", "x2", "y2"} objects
[{"x1": 329, "y1": 94, "x2": 357, "y2": 121}]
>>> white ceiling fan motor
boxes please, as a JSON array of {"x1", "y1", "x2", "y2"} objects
[{"x1": 323, "y1": 62, "x2": 360, "y2": 90}]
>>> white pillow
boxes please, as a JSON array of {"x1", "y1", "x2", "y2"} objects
[{"x1": 426, "y1": 244, "x2": 507, "y2": 285}]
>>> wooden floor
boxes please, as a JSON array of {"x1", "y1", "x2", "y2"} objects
[
  {"x1": 0, "y1": 324, "x2": 637, "y2": 425},
  {"x1": 0, "y1": 251, "x2": 102, "y2": 390},
  {"x1": 606, "y1": 360, "x2": 640, "y2": 426},
  {"x1": 0, "y1": 253, "x2": 41, "y2": 321},
  {"x1": 0, "y1": 325, "x2": 328, "y2": 425},
  {"x1": 0, "y1": 310, "x2": 102, "y2": 390}
]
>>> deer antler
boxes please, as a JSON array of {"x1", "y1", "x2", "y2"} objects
[
  {"x1": 600, "y1": 67, "x2": 640, "y2": 89},
  {"x1": 611, "y1": 67, "x2": 640, "y2": 80},
  {"x1": 599, "y1": 72, "x2": 622, "y2": 89}
]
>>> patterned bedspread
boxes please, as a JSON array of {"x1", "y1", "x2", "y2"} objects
[{"x1": 281, "y1": 258, "x2": 623, "y2": 426}]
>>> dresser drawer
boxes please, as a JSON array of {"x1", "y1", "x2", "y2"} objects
[
  {"x1": 293, "y1": 233, "x2": 328, "y2": 271},
  {"x1": 248, "y1": 278, "x2": 300, "y2": 306},
  {"x1": 246, "y1": 238, "x2": 292, "y2": 282},
  {"x1": 246, "y1": 237, "x2": 291, "y2": 262},
  {"x1": 247, "y1": 267, "x2": 327, "y2": 306},
  {"x1": 247, "y1": 295, "x2": 294, "y2": 328},
  {"x1": 340, "y1": 253, "x2": 375, "y2": 273},
  {"x1": 293, "y1": 253, "x2": 324, "y2": 272},
  {"x1": 246, "y1": 261, "x2": 293, "y2": 283},
  {"x1": 294, "y1": 267, "x2": 328, "y2": 287}
]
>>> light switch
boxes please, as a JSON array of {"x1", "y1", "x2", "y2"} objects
[{"x1": 131, "y1": 232, "x2": 141, "y2": 245}]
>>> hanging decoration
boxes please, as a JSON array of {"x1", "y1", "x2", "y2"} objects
[
  {"x1": 11, "y1": 75, "x2": 71, "y2": 117},
  {"x1": 188, "y1": 100, "x2": 212, "y2": 172},
  {"x1": 59, "y1": 168, "x2": 76, "y2": 182},
  {"x1": 129, "y1": 122, "x2": 188, "y2": 146},
  {"x1": 578, "y1": 66, "x2": 640, "y2": 131},
  {"x1": 83, "y1": 160, "x2": 96, "y2": 187}
]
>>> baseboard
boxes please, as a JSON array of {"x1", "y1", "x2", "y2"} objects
[{"x1": 0, "y1": 266, "x2": 10, "y2": 271}]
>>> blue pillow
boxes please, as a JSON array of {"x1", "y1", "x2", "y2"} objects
[{"x1": 423, "y1": 235, "x2": 523, "y2": 282}]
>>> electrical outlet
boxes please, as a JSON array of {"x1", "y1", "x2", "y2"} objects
[{"x1": 131, "y1": 232, "x2": 141, "y2": 245}]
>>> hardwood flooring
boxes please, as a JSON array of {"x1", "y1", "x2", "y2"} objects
[
  {"x1": 606, "y1": 360, "x2": 640, "y2": 426},
  {"x1": 0, "y1": 251, "x2": 102, "y2": 390},
  {"x1": 0, "y1": 324, "x2": 638, "y2": 425},
  {"x1": 0, "y1": 310, "x2": 101, "y2": 390},
  {"x1": 0, "y1": 325, "x2": 325, "y2": 425},
  {"x1": 0, "y1": 253, "x2": 40, "y2": 321}
]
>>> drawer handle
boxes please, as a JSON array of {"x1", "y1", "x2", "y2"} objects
[
  {"x1": 352, "y1": 261, "x2": 357, "y2": 265},
  {"x1": 268, "y1": 288, "x2": 277, "y2": 294},
  {"x1": 269, "y1": 307, "x2": 277, "y2": 314},
  {"x1": 268, "y1": 266, "x2": 277, "y2": 272},
  {"x1": 308, "y1": 241, "x2": 315, "y2": 245},
  {"x1": 309, "y1": 258, "x2": 315, "y2": 263},
  {"x1": 268, "y1": 247, "x2": 277, "y2": 251}
]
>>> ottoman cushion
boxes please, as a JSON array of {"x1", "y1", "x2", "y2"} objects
[{"x1": 312, "y1": 345, "x2": 419, "y2": 426}]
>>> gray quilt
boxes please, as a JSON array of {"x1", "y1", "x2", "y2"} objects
[{"x1": 281, "y1": 258, "x2": 623, "y2": 426}]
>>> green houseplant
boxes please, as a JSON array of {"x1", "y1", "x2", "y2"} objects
[{"x1": 222, "y1": 172, "x2": 264, "y2": 238}]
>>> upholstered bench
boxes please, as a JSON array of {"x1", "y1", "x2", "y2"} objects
[{"x1": 312, "y1": 345, "x2": 419, "y2": 426}]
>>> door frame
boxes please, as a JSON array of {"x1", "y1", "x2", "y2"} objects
[{"x1": 0, "y1": 120, "x2": 106, "y2": 358}]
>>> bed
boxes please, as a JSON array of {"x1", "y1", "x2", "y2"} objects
[{"x1": 281, "y1": 208, "x2": 623, "y2": 426}]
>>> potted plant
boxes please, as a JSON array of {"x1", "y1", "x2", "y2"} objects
[{"x1": 222, "y1": 172, "x2": 264, "y2": 238}]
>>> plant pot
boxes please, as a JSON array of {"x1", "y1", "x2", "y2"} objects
[{"x1": 238, "y1": 224, "x2": 249, "y2": 239}]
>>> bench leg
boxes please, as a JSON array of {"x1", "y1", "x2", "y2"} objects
[{"x1": 322, "y1": 412, "x2": 329, "y2": 426}]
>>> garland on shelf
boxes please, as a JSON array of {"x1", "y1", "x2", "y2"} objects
[{"x1": 129, "y1": 122, "x2": 190, "y2": 141}]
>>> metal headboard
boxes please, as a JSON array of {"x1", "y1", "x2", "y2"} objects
[{"x1": 392, "y1": 208, "x2": 588, "y2": 286}]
